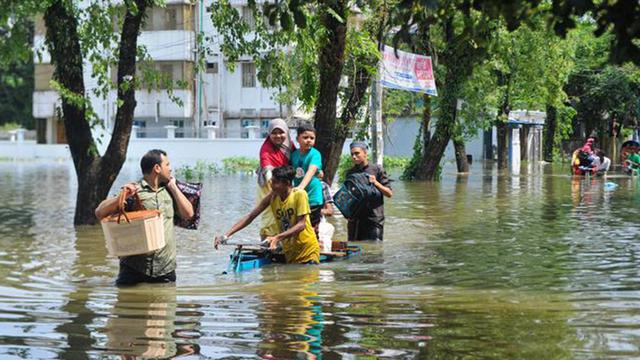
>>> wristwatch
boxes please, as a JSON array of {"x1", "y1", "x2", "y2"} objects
[{"x1": 220, "y1": 234, "x2": 230, "y2": 244}]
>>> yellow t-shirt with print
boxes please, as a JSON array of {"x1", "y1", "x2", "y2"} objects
[{"x1": 270, "y1": 188, "x2": 320, "y2": 264}]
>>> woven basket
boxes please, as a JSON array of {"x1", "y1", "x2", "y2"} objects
[{"x1": 101, "y1": 188, "x2": 166, "y2": 257}]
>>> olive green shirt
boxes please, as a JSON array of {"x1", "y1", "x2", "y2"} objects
[{"x1": 119, "y1": 179, "x2": 176, "y2": 277}]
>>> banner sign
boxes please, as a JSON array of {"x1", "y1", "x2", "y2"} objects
[{"x1": 381, "y1": 46, "x2": 437, "y2": 96}]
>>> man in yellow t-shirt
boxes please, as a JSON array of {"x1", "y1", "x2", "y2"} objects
[{"x1": 215, "y1": 166, "x2": 320, "y2": 264}]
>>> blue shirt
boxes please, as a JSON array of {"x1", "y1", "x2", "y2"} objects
[{"x1": 291, "y1": 148, "x2": 324, "y2": 207}]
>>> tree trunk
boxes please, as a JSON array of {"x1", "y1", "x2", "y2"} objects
[
  {"x1": 453, "y1": 137, "x2": 469, "y2": 172},
  {"x1": 414, "y1": 15, "x2": 479, "y2": 180},
  {"x1": 520, "y1": 126, "x2": 529, "y2": 161},
  {"x1": 421, "y1": 93, "x2": 432, "y2": 157},
  {"x1": 322, "y1": 3, "x2": 388, "y2": 183},
  {"x1": 496, "y1": 73, "x2": 510, "y2": 170},
  {"x1": 543, "y1": 104, "x2": 556, "y2": 162},
  {"x1": 323, "y1": 64, "x2": 373, "y2": 184},
  {"x1": 313, "y1": 0, "x2": 347, "y2": 176},
  {"x1": 496, "y1": 121, "x2": 508, "y2": 170},
  {"x1": 416, "y1": 64, "x2": 463, "y2": 180},
  {"x1": 44, "y1": 0, "x2": 150, "y2": 225}
]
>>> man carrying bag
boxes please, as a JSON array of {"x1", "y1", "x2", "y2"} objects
[{"x1": 95, "y1": 149, "x2": 194, "y2": 286}]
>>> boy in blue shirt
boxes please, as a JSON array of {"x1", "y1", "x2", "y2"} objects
[{"x1": 290, "y1": 123, "x2": 324, "y2": 232}]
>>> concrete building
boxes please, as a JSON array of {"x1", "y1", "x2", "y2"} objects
[{"x1": 32, "y1": 0, "x2": 304, "y2": 144}]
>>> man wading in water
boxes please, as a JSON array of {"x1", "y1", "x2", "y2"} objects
[
  {"x1": 345, "y1": 142, "x2": 393, "y2": 241},
  {"x1": 95, "y1": 149, "x2": 194, "y2": 285}
]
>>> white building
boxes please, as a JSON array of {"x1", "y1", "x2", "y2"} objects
[{"x1": 32, "y1": 0, "x2": 305, "y2": 144}]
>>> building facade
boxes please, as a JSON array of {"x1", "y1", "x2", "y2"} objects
[{"x1": 32, "y1": 0, "x2": 302, "y2": 144}]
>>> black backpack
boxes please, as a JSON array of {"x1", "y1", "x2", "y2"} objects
[
  {"x1": 577, "y1": 150, "x2": 592, "y2": 166},
  {"x1": 333, "y1": 172, "x2": 382, "y2": 219}
]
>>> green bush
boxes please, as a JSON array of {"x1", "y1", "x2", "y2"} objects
[
  {"x1": 175, "y1": 160, "x2": 223, "y2": 181},
  {"x1": 0, "y1": 122, "x2": 21, "y2": 132},
  {"x1": 222, "y1": 156, "x2": 259, "y2": 174},
  {"x1": 337, "y1": 154, "x2": 410, "y2": 183}
]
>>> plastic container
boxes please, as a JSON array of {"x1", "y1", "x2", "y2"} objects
[{"x1": 318, "y1": 217, "x2": 334, "y2": 253}]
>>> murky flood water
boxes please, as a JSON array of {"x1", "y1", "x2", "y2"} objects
[{"x1": 0, "y1": 160, "x2": 639, "y2": 359}]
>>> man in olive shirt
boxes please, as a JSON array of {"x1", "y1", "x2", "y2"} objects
[{"x1": 95, "y1": 149, "x2": 194, "y2": 285}]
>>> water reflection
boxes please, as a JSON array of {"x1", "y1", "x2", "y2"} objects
[
  {"x1": 106, "y1": 286, "x2": 177, "y2": 358},
  {"x1": 256, "y1": 267, "x2": 323, "y2": 358}
]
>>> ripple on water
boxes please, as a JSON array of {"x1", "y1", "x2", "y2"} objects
[{"x1": 0, "y1": 164, "x2": 638, "y2": 357}]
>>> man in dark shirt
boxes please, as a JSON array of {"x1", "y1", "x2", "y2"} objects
[{"x1": 345, "y1": 142, "x2": 393, "y2": 241}]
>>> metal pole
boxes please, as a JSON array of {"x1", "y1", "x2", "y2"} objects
[
  {"x1": 196, "y1": 0, "x2": 204, "y2": 137},
  {"x1": 370, "y1": 60, "x2": 384, "y2": 166}
]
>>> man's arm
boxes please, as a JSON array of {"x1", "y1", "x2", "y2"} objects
[
  {"x1": 214, "y1": 192, "x2": 272, "y2": 248},
  {"x1": 167, "y1": 178, "x2": 194, "y2": 220},
  {"x1": 94, "y1": 182, "x2": 139, "y2": 220},
  {"x1": 265, "y1": 214, "x2": 307, "y2": 250},
  {"x1": 369, "y1": 172, "x2": 393, "y2": 198}
]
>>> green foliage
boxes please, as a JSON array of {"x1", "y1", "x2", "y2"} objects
[
  {"x1": 0, "y1": 122, "x2": 22, "y2": 132},
  {"x1": 0, "y1": 59, "x2": 33, "y2": 128},
  {"x1": 401, "y1": 122, "x2": 424, "y2": 180},
  {"x1": 175, "y1": 160, "x2": 221, "y2": 181},
  {"x1": 175, "y1": 157, "x2": 259, "y2": 181},
  {"x1": 222, "y1": 156, "x2": 259, "y2": 174},
  {"x1": 545, "y1": 0, "x2": 640, "y2": 65},
  {"x1": 336, "y1": 154, "x2": 410, "y2": 183},
  {"x1": 337, "y1": 154, "x2": 352, "y2": 182},
  {"x1": 564, "y1": 22, "x2": 640, "y2": 139}
]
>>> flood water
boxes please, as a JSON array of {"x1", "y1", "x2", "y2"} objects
[{"x1": 0, "y1": 160, "x2": 639, "y2": 359}]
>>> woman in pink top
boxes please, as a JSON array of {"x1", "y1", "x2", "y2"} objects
[{"x1": 257, "y1": 118, "x2": 295, "y2": 238}]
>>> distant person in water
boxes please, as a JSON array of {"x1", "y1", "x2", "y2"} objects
[
  {"x1": 626, "y1": 147, "x2": 640, "y2": 175},
  {"x1": 345, "y1": 141, "x2": 392, "y2": 241},
  {"x1": 592, "y1": 150, "x2": 611, "y2": 174}
]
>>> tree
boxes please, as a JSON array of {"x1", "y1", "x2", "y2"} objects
[
  {"x1": 211, "y1": 0, "x2": 386, "y2": 183},
  {"x1": 548, "y1": 0, "x2": 640, "y2": 65},
  {"x1": 486, "y1": 17, "x2": 574, "y2": 168},
  {"x1": 2, "y1": 0, "x2": 164, "y2": 225},
  {"x1": 0, "y1": 15, "x2": 34, "y2": 128},
  {"x1": 393, "y1": 1, "x2": 600, "y2": 178},
  {"x1": 391, "y1": 0, "x2": 515, "y2": 179}
]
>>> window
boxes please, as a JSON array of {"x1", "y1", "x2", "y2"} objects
[
  {"x1": 241, "y1": 119, "x2": 255, "y2": 139},
  {"x1": 165, "y1": 8, "x2": 177, "y2": 29},
  {"x1": 143, "y1": 5, "x2": 186, "y2": 31},
  {"x1": 206, "y1": 62, "x2": 218, "y2": 74},
  {"x1": 159, "y1": 64, "x2": 174, "y2": 79},
  {"x1": 241, "y1": 6, "x2": 255, "y2": 30},
  {"x1": 158, "y1": 64, "x2": 174, "y2": 88},
  {"x1": 241, "y1": 62, "x2": 256, "y2": 88},
  {"x1": 260, "y1": 119, "x2": 270, "y2": 138},
  {"x1": 173, "y1": 120, "x2": 185, "y2": 138},
  {"x1": 133, "y1": 120, "x2": 146, "y2": 138}
]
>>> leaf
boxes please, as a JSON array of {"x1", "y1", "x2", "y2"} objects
[{"x1": 325, "y1": 7, "x2": 344, "y2": 23}]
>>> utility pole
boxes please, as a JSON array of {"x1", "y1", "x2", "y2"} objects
[{"x1": 370, "y1": 60, "x2": 384, "y2": 166}]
